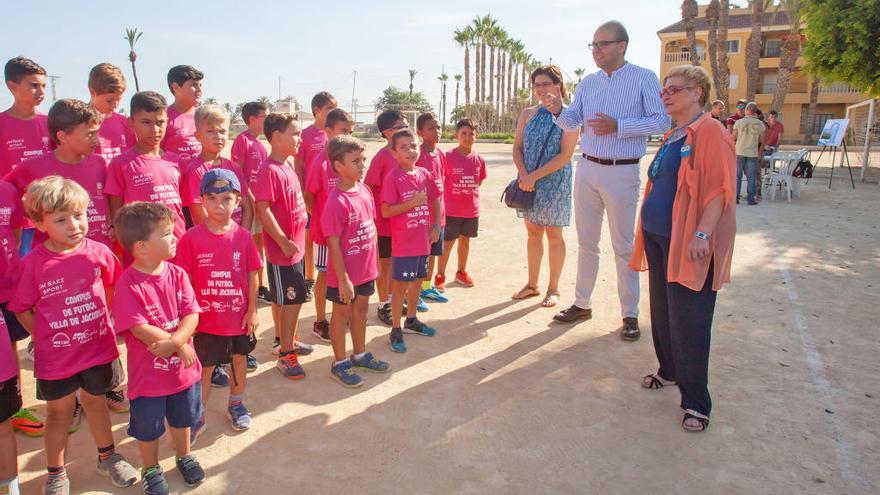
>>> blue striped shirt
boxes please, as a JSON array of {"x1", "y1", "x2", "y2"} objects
[{"x1": 554, "y1": 62, "x2": 671, "y2": 159}]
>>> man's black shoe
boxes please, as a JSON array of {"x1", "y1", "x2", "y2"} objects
[
  {"x1": 552, "y1": 305, "x2": 592, "y2": 323},
  {"x1": 621, "y1": 317, "x2": 640, "y2": 341}
]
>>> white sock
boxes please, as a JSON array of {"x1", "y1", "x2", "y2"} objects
[
  {"x1": 353, "y1": 352, "x2": 368, "y2": 360},
  {"x1": 0, "y1": 476, "x2": 20, "y2": 495},
  {"x1": 335, "y1": 359, "x2": 350, "y2": 367}
]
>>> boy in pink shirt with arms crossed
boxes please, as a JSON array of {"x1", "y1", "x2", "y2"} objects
[
  {"x1": 88, "y1": 63, "x2": 135, "y2": 162},
  {"x1": 415, "y1": 112, "x2": 449, "y2": 303},
  {"x1": 161, "y1": 65, "x2": 203, "y2": 164},
  {"x1": 9, "y1": 177, "x2": 137, "y2": 495},
  {"x1": 112, "y1": 202, "x2": 206, "y2": 494}
]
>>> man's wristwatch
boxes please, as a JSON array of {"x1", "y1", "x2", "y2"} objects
[{"x1": 694, "y1": 231, "x2": 711, "y2": 241}]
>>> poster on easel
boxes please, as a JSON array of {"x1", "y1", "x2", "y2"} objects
[{"x1": 817, "y1": 118, "x2": 849, "y2": 146}]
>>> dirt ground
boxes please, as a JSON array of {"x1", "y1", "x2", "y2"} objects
[{"x1": 12, "y1": 142, "x2": 880, "y2": 494}]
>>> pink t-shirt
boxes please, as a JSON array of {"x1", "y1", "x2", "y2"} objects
[
  {"x1": 112, "y1": 262, "x2": 202, "y2": 399},
  {"x1": 6, "y1": 152, "x2": 113, "y2": 248},
  {"x1": 0, "y1": 181, "x2": 22, "y2": 303},
  {"x1": 176, "y1": 223, "x2": 262, "y2": 336},
  {"x1": 381, "y1": 166, "x2": 439, "y2": 257},
  {"x1": 95, "y1": 112, "x2": 136, "y2": 162},
  {"x1": 444, "y1": 149, "x2": 486, "y2": 218},
  {"x1": 230, "y1": 131, "x2": 268, "y2": 192},
  {"x1": 182, "y1": 156, "x2": 248, "y2": 226},
  {"x1": 304, "y1": 150, "x2": 339, "y2": 246},
  {"x1": 8, "y1": 239, "x2": 120, "y2": 380},
  {"x1": 364, "y1": 146, "x2": 397, "y2": 237},
  {"x1": 296, "y1": 125, "x2": 327, "y2": 181},
  {"x1": 252, "y1": 158, "x2": 307, "y2": 266},
  {"x1": 321, "y1": 182, "x2": 378, "y2": 287},
  {"x1": 0, "y1": 112, "x2": 50, "y2": 178},
  {"x1": 161, "y1": 106, "x2": 201, "y2": 164},
  {"x1": 0, "y1": 314, "x2": 14, "y2": 382},
  {"x1": 416, "y1": 146, "x2": 447, "y2": 228}
]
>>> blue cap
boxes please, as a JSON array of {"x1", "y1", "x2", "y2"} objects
[{"x1": 200, "y1": 168, "x2": 241, "y2": 195}]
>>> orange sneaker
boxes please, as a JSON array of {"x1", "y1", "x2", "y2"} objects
[
  {"x1": 455, "y1": 270, "x2": 474, "y2": 287},
  {"x1": 434, "y1": 273, "x2": 446, "y2": 292},
  {"x1": 11, "y1": 407, "x2": 45, "y2": 437}
]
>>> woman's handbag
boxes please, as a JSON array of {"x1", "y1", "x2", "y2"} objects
[{"x1": 502, "y1": 124, "x2": 556, "y2": 209}]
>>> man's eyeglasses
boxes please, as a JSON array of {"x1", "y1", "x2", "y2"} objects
[
  {"x1": 659, "y1": 85, "x2": 693, "y2": 98},
  {"x1": 588, "y1": 40, "x2": 623, "y2": 50}
]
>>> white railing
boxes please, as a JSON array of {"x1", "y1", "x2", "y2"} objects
[
  {"x1": 819, "y1": 82, "x2": 862, "y2": 94},
  {"x1": 664, "y1": 52, "x2": 707, "y2": 63}
]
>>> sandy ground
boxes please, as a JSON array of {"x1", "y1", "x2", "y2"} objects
[{"x1": 12, "y1": 142, "x2": 880, "y2": 494}]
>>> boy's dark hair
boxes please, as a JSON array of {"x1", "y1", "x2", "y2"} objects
[
  {"x1": 167, "y1": 65, "x2": 204, "y2": 92},
  {"x1": 376, "y1": 109, "x2": 406, "y2": 133},
  {"x1": 390, "y1": 128, "x2": 416, "y2": 150},
  {"x1": 4, "y1": 56, "x2": 46, "y2": 83},
  {"x1": 310, "y1": 92, "x2": 337, "y2": 113},
  {"x1": 325, "y1": 108, "x2": 354, "y2": 130},
  {"x1": 455, "y1": 118, "x2": 478, "y2": 132},
  {"x1": 263, "y1": 113, "x2": 299, "y2": 142},
  {"x1": 130, "y1": 91, "x2": 167, "y2": 116},
  {"x1": 769, "y1": 110, "x2": 779, "y2": 117},
  {"x1": 114, "y1": 202, "x2": 176, "y2": 254},
  {"x1": 327, "y1": 135, "x2": 366, "y2": 173},
  {"x1": 241, "y1": 101, "x2": 269, "y2": 126},
  {"x1": 88, "y1": 63, "x2": 126, "y2": 94},
  {"x1": 48, "y1": 99, "x2": 102, "y2": 145},
  {"x1": 416, "y1": 112, "x2": 439, "y2": 131}
]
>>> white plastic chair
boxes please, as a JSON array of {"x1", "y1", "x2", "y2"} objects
[{"x1": 768, "y1": 149, "x2": 807, "y2": 202}]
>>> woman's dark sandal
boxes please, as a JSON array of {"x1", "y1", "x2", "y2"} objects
[
  {"x1": 511, "y1": 285, "x2": 540, "y2": 300},
  {"x1": 682, "y1": 410, "x2": 710, "y2": 432},
  {"x1": 641, "y1": 374, "x2": 676, "y2": 389}
]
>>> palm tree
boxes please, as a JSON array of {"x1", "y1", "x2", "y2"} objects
[
  {"x1": 474, "y1": 15, "x2": 496, "y2": 103},
  {"x1": 574, "y1": 68, "x2": 586, "y2": 84},
  {"x1": 745, "y1": 0, "x2": 765, "y2": 101},
  {"x1": 408, "y1": 69, "x2": 417, "y2": 97},
  {"x1": 485, "y1": 25, "x2": 499, "y2": 109},
  {"x1": 506, "y1": 39, "x2": 516, "y2": 113},
  {"x1": 453, "y1": 27, "x2": 474, "y2": 111},
  {"x1": 803, "y1": 75, "x2": 821, "y2": 143},
  {"x1": 454, "y1": 74, "x2": 462, "y2": 111},
  {"x1": 438, "y1": 73, "x2": 449, "y2": 130},
  {"x1": 203, "y1": 97, "x2": 218, "y2": 105},
  {"x1": 682, "y1": 0, "x2": 701, "y2": 65},
  {"x1": 769, "y1": 0, "x2": 807, "y2": 112},
  {"x1": 716, "y1": 0, "x2": 732, "y2": 109},
  {"x1": 510, "y1": 41, "x2": 525, "y2": 99},
  {"x1": 124, "y1": 28, "x2": 143, "y2": 91}
]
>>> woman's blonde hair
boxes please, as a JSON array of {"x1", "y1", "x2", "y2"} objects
[
  {"x1": 665, "y1": 65, "x2": 711, "y2": 107},
  {"x1": 25, "y1": 176, "x2": 90, "y2": 222}
]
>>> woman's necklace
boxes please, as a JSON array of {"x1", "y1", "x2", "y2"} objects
[{"x1": 649, "y1": 112, "x2": 703, "y2": 178}]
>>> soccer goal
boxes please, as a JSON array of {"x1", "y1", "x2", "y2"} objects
[{"x1": 845, "y1": 98, "x2": 879, "y2": 182}]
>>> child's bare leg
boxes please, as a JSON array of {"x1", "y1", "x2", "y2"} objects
[
  {"x1": 78, "y1": 389, "x2": 114, "y2": 448},
  {"x1": 138, "y1": 440, "x2": 160, "y2": 469},
  {"x1": 253, "y1": 234, "x2": 265, "y2": 287},
  {"x1": 304, "y1": 238, "x2": 314, "y2": 281},
  {"x1": 279, "y1": 305, "x2": 302, "y2": 353},
  {"x1": 426, "y1": 256, "x2": 437, "y2": 284},
  {"x1": 315, "y1": 271, "x2": 328, "y2": 322},
  {"x1": 44, "y1": 394, "x2": 76, "y2": 468},
  {"x1": 271, "y1": 304, "x2": 281, "y2": 341},
  {"x1": 391, "y1": 280, "x2": 407, "y2": 328},
  {"x1": 351, "y1": 295, "x2": 370, "y2": 355},
  {"x1": 330, "y1": 302, "x2": 351, "y2": 361},
  {"x1": 438, "y1": 240, "x2": 456, "y2": 275},
  {"x1": 229, "y1": 354, "x2": 247, "y2": 396},
  {"x1": 0, "y1": 420, "x2": 16, "y2": 480},
  {"x1": 199, "y1": 365, "x2": 215, "y2": 406},
  {"x1": 406, "y1": 281, "x2": 420, "y2": 319},
  {"x1": 377, "y1": 258, "x2": 391, "y2": 302},
  {"x1": 169, "y1": 427, "x2": 190, "y2": 458},
  {"x1": 457, "y1": 236, "x2": 470, "y2": 272}
]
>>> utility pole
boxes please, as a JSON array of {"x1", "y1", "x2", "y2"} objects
[
  {"x1": 48, "y1": 75, "x2": 60, "y2": 102},
  {"x1": 278, "y1": 76, "x2": 281, "y2": 101},
  {"x1": 351, "y1": 70, "x2": 358, "y2": 126}
]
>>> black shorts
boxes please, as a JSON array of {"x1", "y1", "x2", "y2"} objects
[
  {"x1": 267, "y1": 260, "x2": 307, "y2": 305},
  {"x1": 326, "y1": 280, "x2": 376, "y2": 305},
  {"x1": 0, "y1": 375, "x2": 22, "y2": 423},
  {"x1": 2, "y1": 303, "x2": 28, "y2": 342},
  {"x1": 194, "y1": 333, "x2": 257, "y2": 366},
  {"x1": 430, "y1": 228, "x2": 444, "y2": 257},
  {"x1": 444, "y1": 216, "x2": 479, "y2": 240},
  {"x1": 378, "y1": 236, "x2": 392, "y2": 259},
  {"x1": 36, "y1": 359, "x2": 124, "y2": 401}
]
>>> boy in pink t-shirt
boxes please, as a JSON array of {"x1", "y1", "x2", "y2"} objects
[
  {"x1": 303, "y1": 108, "x2": 353, "y2": 342},
  {"x1": 88, "y1": 63, "x2": 135, "y2": 161},
  {"x1": 321, "y1": 136, "x2": 390, "y2": 387},
  {"x1": 9, "y1": 177, "x2": 136, "y2": 494},
  {"x1": 177, "y1": 170, "x2": 261, "y2": 432},
  {"x1": 381, "y1": 129, "x2": 442, "y2": 354},
  {"x1": 415, "y1": 112, "x2": 449, "y2": 303},
  {"x1": 438, "y1": 119, "x2": 486, "y2": 289},
  {"x1": 160, "y1": 65, "x2": 203, "y2": 164},
  {"x1": 253, "y1": 113, "x2": 311, "y2": 379},
  {"x1": 112, "y1": 202, "x2": 206, "y2": 490},
  {"x1": 106, "y1": 91, "x2": 186, "y2": 266},
  {"x1": 364, "y1": 110, "x2": 408, "y2": 325}
]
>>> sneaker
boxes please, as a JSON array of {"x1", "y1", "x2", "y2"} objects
[
  {"x1": 294, "y1": 341, "x2": 314, "y2": 356},
  {"x1": 403, "y1": 318, "x2": 437, "y2": 337},
  {"x1": 434, "y1": 273, "x2": 446, "y2": 292},
  {"x1": 621, "y1": 317, "x2": 641, "y2": 341},
  {"x1": 141, "y1": 466, "x2": 169, "y2": 495},
  {"x1": 271, "y1": 337, "x2": 281, "y2": 356},
  {"x1": 210, "y1": 366, "x2": 229, "y2": 388},
  {"x1": 403, "y1": 297, "x2": 429, "y2": 313},
  {"x1": 455, "y1": 270, "x2": 474, "y2": 287},
  {"x1": 69, "y1": 399, "x2": 83, "y2": 434},
  {"x1": 304, "y1": 279, "x2": 315, "y2": 302},
  {"x1": 330, "y1": 360, "x2": 363, "y2": 388},
  {"x1": 257, "y1": 286, "x2": 272, "y2": 303},
  {"x1": 10, "y1": 407, "x2": 45, "y2": 437},
  {"x1": 276, "y1": 351, "x2": 306, "y2": 380},
  {"x1": 389, "y1": 328, "x2": 407, "y2": 353},
  {"x1": 105, "y1": 389, "x2": 129, "y2": 414},
  {"x1": 421, "y1": 287, "x2": 448, "y2": 303},
  {"x1": 190, "y1": 415, "x2": 207, "y2": 446},
  {"x1": 97, "y1": 452, "x2": 138, "y2": 488},
  {"x1": 312, "y1": 320, "x2": 331, "y2": 343},
  {"x1": 25, "y1": 340, "x2": 34, "y2": 362},
  {"x1": 227, "y1": 402, "x2": 252, "y2": 431},
  {"x1": 351, "y1": 352, "x2": 391, "y2": 373},
  {"x1": 44, "y1": 475, "x2": 69, "y2": 495},
  {"x1": 175, "y1": 454, "x2": 205, "y2": 487},
  {"x1": 377, "y1": 303, "x2": 392, "y2": 326},
  {"x1": 246, "y1": 354, "x2": 258, "y2": 372}
]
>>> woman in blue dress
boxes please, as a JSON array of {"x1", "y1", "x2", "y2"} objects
[{"x1": 511, "y1": 65, "x2": 578, "y2": 307}]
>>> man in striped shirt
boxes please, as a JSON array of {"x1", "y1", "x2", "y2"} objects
[{"x1": 542, "y1": 20, "x2": 670, "y2": 340}]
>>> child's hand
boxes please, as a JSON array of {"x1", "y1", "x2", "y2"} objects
[
  {"x1": 281, "y1": 238, "x2": 299, "y2": 258},
  {"x1": 148, "y1": 339, "x2": 177, "y2": 359},
  {"x1": 178, "y1": 345, "x2": 197, "y2": 368},
  {"x1": 241, "y1": 308, "x2": 259, "y2": 335},
  {"x1": 430, "y1": 224, "x2": 441, "y2": 244},
  {"x1": 341, "y1": 279, "x2": 355, "y2": 304},
  {"x1": 410, "y1": 191, "x2": 427, "y2": 207}
]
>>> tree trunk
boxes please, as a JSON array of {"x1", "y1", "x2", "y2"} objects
[
  {"x1": 464, "y1": 46, "x2": 471, "y2": 112},
  {"x1": 803, "y1": 75, "x2": 820, "y2": 144},
  {"x1": 481, "y1": 42, "x2": 487, "y2": 102},
  {"x1": 474, "y1": 43, "x2": 481, "y2": 105},
  {"x1": 706, "y1": 0, "x2": 721, "y2": 104},
  {"x1": 770, "y1": 31, "x2": 802, "y2": 112},
  {"x1": 130, "y1": 61, "x2": 140, "y2": 92},
  {"x1": 488, "y1": 46, "x2": 495, "y2": 111},
  {"x1": 513, "y1": 64, "x2": 519, "y2": 102},
  {"x1": 497, "y1": 50, "x2": 504, "y2": 117},
  {"x1": 455, "y1": 81, "x2": 460, "y2": 111},
  {"x1": 507, "y1": 52, "x2": 513, "y2": 113},
  {"x1": 718, "y1": 0, "x2": 731, "y2": 110},
  {"x1": 682, "y1": 0, "x2": 701, "y2": 66},
  {"x1": 745, "y1": 0, "x2": 764, "y2": 101}
]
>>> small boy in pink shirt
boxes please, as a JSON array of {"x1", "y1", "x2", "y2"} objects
[
  {"x1": 381, "y1": 129, "x2": 442, "y2": 354},
  {"x1": 106, "y1": 91, "x2": 186, "y2": 265},
  {"x1": 88, "y1": 63, "x2": 135, "y2": 162},
  {"x1": 438, "y1": 119, "x2": 486, "y2": 289},
  {"x1": 415, "y1": 112, "x2": 449, "y2": 302},
  {"x1": 9, "y1": 177, "x2": 137, "y2": 495},
  {"x1": 253, "y1": 113, "x2": 312, "y2": 379},
  {"x1": 177, "y1": 170, "x2": 261, "y2": 432},
  {"x1": 161, "y1": 65, "x2": 203, "y2": 165},
  {"x1": 303, "y1": 108, "x2": 354, "y2": 343},
  {"x1": 112, "y1": 202, "x2": 206, "y2": 491},
  {"x1": 322, "y1": 135, "x2": 390, "y2": 387},
  {"x1": 364, "y1": 110, "x2": 408, "y2": 325}
]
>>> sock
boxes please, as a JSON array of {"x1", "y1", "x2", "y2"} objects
[
  {"x1": 228, "y1": 395, "x2": 242, "y2": 405},
  {"x1": 46, "y1": 466, "x2": 66, "y2": 482},
  {"x1": 97, "y1": 443, "x2": 115, "y2": 462},
  {"x1": 335, "y1": 358, "x2": 350, "y2": 367},
  {"x1": 421, "y1": 280, "x2": 432, "y2": 291},
  {"x1": 353, "y1": 352, "x2": 367, "y2": 360},
  {"x1": 391, "y1": 327, "x2": 402, "y2": 334},
  {"x1": 0, "y1": 476, "x2": 20, "y2": 495},
  {"x1": 142, "y1": 465, "x2": 160, "y2": 478}
]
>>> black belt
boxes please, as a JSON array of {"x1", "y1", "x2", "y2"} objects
[{"x1": 582, "y1": 154, "x2": 640, "y2": 165}]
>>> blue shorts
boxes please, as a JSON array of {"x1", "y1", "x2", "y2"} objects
[
  {"x1": 128, "y1": 382, "x2": 203, "y2": 442},
  {"x1": 392, "y1": 255, "x2": 429, "y2": 282},
  {"x1": 326, "y1": 280, "x2": 376, "y2": 305},
  {"x1": 430, "y1": 228, "x2": 444, "y2": 257}
]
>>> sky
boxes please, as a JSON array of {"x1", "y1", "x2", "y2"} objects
[{"x1": 0, "y1": 0, "x2": 684, "y2": 122}]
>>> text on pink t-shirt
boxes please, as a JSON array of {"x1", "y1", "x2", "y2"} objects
[
  {"x1": 95, "y1": 112, "x2": 136, "y2": 162},
  {"x1": 0, "y1": 112, "x2": 50, "y2": 178},
  {"x1": 160, "y1": 106, "x2": 202, "y2": 164},
  {"x1": 381, "y1": 166, "x2": 439, "y2": 257},
  {"x1": 321, "y1": 182, "x2": 378, "y2": 287},
  {"x1": 0, "y1": 181, "x2": 22, "y2": 303},
  {"x1": 444, "y1": 149, "x2": 486, "y2": 218}
]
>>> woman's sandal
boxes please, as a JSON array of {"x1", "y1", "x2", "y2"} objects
[
  {"x1": 682, "y1": 409, "x2": 710, "y2": 432},
  {"x1": 641, "y1": 373, "x2": 676, "y2": 389},
  {"x1": 512, "y1": 285, "x2": 540, "y2": 300},
  {"x1": 541, "y1": 291, "x2": 560, "y2": 308}
]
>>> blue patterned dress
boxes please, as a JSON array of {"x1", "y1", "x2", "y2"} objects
[{"x1": 518, "y1": 107, "x2": 572, "y2": 226}]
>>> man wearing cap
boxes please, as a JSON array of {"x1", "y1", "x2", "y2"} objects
[
  {"x1": 726, "y1": 99, "x2": 747, "y2": 132},
  {"x1": 541, "y1": 20, "x2": 670, "y2": 340}
]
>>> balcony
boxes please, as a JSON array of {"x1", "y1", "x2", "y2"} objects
[
  {"x1": 759, "y1": 82, "x2": 809, "y2": 94},
  {"x1": 663, "y1": 52, "x2": 707, "y2": 63},
  {"x1": 819, "y1": 82, "x2": 862, "y2": 94}
]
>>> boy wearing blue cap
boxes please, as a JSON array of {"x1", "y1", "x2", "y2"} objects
[{"x1": 176, "y1": 169, "x2": 263, "y2": 435}]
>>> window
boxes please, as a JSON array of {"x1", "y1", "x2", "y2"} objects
[
  {"x1": 726, "y1": 40, "x2": 740, "y2": 53},
  {"x1": 763, "y1": 39, "x2": 782, "y2": 58},
  {"x1": 729, "y1": 74, "x2": 739, "y2": 89},
  {"x1": 800, "y1": 107, "x2": 834, "y2": 136}
]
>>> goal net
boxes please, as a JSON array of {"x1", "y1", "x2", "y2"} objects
[{"x1": 845, "y1": 99, "x2": 879, "y2": 182}]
